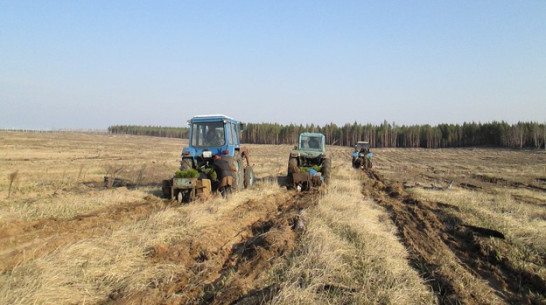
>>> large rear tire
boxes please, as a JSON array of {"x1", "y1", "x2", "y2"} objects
[
  {"x1": 235, "y1": 158, "x2": 244, "y2": 191},
  {"x1": 244, "y1": 166, "x2": 254, "y2": 189},
  {"x1": 321, "y1": 158, "x2": 331, "y2": 183},
  {"x1": 287, "y1": 158, "x2": 298, "y2": 189},
  {"x1": 288, "y1": 158, "x2": 298, "y2": 174},
  {"x1": 352, "y1": 157, "x2": 359, "y2": 169}
]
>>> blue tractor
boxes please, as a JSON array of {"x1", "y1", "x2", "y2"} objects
[
  {"x1": 352, "y1": 141, "x2": 373, "y2": 169},
  {"x1": 163, "y1": 114, "x2": 254, "y2": 202}
]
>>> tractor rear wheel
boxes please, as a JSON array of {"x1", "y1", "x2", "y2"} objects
[
  {"x1": 365, "y1": 158, "x2": 373, "y2": 169},
  {"x1": 322, "y1": 158, "x2": 331, "y2": 183},
  {"x1": 288, "y1": 158, "x2": 298, "y2": 174},
  {"x1": 287, "y1": 158, "x2": 298, "y2": 189},
  {"x1": 244, "y1": 166, "x2": 254, "y2": 189},
  {"x1": 352, "y1": 157, "x2": 360, "y2": 169},
  {"x1": 235, "y1": 158, "x2": 244, "y2": 191}
]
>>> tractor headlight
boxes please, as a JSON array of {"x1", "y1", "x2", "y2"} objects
[{"x1": 203, "y1": 151, "x2": 212, "y2": 158}]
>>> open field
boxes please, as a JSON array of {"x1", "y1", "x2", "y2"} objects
[{"x1": 0, "y1": 131, "x2": 545, "y2": 304}]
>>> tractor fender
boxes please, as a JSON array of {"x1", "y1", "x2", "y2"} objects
[
  {"x1": 290, "y1": 150, "x2": 300, "y2": 158},
  {"x1": 239, "y1": 146, "x2": 251, "y2": 166}
]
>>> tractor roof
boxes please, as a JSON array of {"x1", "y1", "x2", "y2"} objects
[
  {"x1": 300, "y1": 132, "x2": 325, "y2": 138},
  {"x1": 192, "y1": 114, "x2": 234, "y2": 120},
  {"x1": 189, "y1": 114, "x2": 238, "y2": 123}
]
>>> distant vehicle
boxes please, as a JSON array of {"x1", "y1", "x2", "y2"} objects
[
  {"x1": 287, "y1": 132, "x2": 330, "y2": 190},
  {"x1": 163, "y1": 114, "x2": 253, "y2": 202},
  {"x1": 352, "y1": 141, "x2": 373, "y2": 169}
]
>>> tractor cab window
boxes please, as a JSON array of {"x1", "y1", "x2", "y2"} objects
[
  {"x1": 226, "y1": 124, "x2": 232, "y2": 145},
  {"x1": 300, "y1": 135, "x2": 322, "y2": 150},
  {"x1": 355, "y1": 143, "x2": 370, "y2": 153},
  {"x1": 191, "y1": 121, "x2": 226, "y2": 147},
  {"x1": 230, "y1": 123, "x2": 238, "y2": 145}
]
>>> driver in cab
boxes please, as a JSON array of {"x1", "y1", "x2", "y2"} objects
[{"x1": 205, "y1": 128, "x2": 223, "y2": 146}]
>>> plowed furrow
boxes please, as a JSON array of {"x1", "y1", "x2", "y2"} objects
[
  {"x1": 0, "y1": 200, "x2": 164, "y2": 271},
  {"x1": 361, "y1": 169, "x2": 544, "y2": 305},
  {"x1": 104, "y1": 191, "x2": 318, "y2": 305},
  {"x1": 199, "y1": 192, "x2": 317, "y2": 305}
]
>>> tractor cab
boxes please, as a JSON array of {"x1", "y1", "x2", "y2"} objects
[
  {"x1": 294, "y1": 132, "x2": 326, "y2": 160},
  {"x1": 287, "y1": 132, "x2": 330, "y2": 190},
  {"x1": 354, "y1": 141, "x2": 370, "y2": 154},
  {"x1": 299, "y1": 133, "x2": 325, "y2": 153},
  {"x1": 182, "y1": 114, "x2": 244, "y2": 169}
]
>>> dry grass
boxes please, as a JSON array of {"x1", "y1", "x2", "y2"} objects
[{"x1": 0, "y1": 132, "x2": 177, "y2": 220}]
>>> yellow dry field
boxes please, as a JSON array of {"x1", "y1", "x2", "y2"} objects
[{"x1": 0, "y1": 131, "x2": 544, "y2": 305}]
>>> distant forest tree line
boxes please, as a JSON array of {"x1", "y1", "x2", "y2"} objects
[
  {"x1": 108, "y1": 125, "x2": 189, "y2": 138},
  {"x1": 108, "y1": 121, "x2": 546, "y2": 149}
]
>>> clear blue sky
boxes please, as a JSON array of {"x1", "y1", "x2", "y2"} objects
[{"x1": 1, "y1": 1, "x2": 545, "y2": 130}]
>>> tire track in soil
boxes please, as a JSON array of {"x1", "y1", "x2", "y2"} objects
[
  {"x1": 201, "y1": 191, "x2": 319, "y2": 305},
  {"x1": 0, "y1": 199, "x2": 166, "y2": 271},
  {"x1": 361, "y1": 169, "x2": 546, "y2": 305},
  {"x1": 106, "y1": 191, "x2": 319, "y2": 305},
  {"x1": 460, "y1": 174, "x2": 546, "y2": 194}
]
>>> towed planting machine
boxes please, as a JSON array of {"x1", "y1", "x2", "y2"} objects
[
  {"x1": 162, "y1": 114, "x2": 254, "y2": 203},
  {"x1": 286, "y1": 132, "x2": 331, "y2": 191}
]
